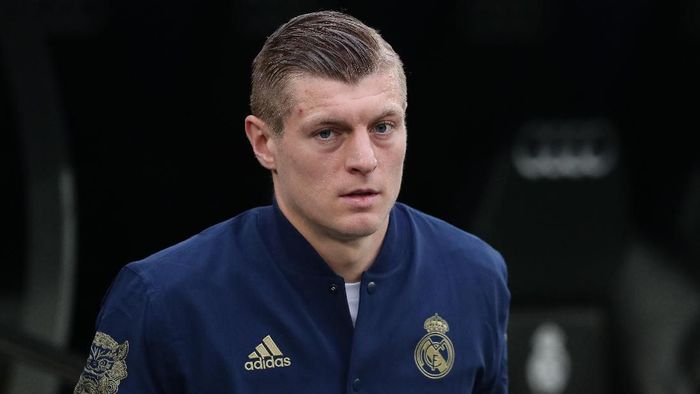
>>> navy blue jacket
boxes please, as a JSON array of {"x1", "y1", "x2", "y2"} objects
[{"x1": 75, "y1": 202, "x2": 510, "y2": 393}]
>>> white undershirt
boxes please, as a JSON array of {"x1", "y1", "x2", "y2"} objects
[{"x1": 345, "y1": 282, "x2": 361, "y2": 327}]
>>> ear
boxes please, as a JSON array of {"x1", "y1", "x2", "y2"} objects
[{"x1": 245, "y1": 115, "x2": 278, "y2": 170}]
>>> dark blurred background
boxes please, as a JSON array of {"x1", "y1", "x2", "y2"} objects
[{"x1": 1, "y1": 0, "x2": 699, "y2": 392}]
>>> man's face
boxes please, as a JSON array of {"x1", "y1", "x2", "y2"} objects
[{"x1": 270, "y1": 71, "x2": 407, "y2": 242}]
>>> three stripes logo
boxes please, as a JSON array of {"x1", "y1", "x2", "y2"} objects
[{"x1": 244, "y1": 335, "x2": 292, "y2": 371}]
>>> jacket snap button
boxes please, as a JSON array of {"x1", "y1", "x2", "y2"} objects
[{"x1": 367, "y1": 281, "x2": 376, "y2": 294}]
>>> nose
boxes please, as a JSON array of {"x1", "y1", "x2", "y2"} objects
[{"x1": 345, "y1": 131, "x2": 378, "y2": 175}]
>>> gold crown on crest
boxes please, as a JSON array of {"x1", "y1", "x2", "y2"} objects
[{"x1": 424, "y1": 313, "x2": 449, "y2": 334}]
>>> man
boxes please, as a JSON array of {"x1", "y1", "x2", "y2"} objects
[{"x1": 75, "y1": 10, "x2": 509, "y2": 393}]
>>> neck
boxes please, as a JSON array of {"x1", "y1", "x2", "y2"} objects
[{"x1": 275, "y1": 199, "x2": 389, "y2": 283}]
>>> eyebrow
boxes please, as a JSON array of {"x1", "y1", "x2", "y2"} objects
[
  {"x1": 374, "y1": 108, "x2": 404, "y2": 121},
  {"x1": 306, "y1": 108, "x2": 405, "y2": 129}
]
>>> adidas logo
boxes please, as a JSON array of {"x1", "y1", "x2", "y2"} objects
[{"x1": 244, "y1": 335, "x2": 292, "y2": 371}]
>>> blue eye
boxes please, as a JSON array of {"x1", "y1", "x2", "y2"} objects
[
  {"x1": 373, "y1": 123, "x2": 392, "y2": 134},
  {"x1": 317, "y1": 129, "x2": 334, "y2": 139}
]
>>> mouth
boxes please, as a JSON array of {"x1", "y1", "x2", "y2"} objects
[
  {"x1": 339, "y1": 189, "x2": 381, "y2": 207},
  {"x1": 340, "y1": 189, "x2": 380, "y2": 198}
]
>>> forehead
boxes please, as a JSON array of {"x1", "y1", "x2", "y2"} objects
[{"x1": 285, "y1": 72, "x2": 406, "y2": 121}]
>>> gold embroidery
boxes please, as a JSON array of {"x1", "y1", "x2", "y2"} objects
[
  {"x1": 414, "y1": 313, "x2": 455, "y2": 379},
  {"x1": 244, "y1": 335, "x2": 292, "y2": 370},
  {"x1": 74, "y1": 332, "x2": 129, "y2": 394}
]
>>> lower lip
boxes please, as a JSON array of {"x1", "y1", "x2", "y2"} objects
[{"x1": 340, "y1": 193, "x2": 380, "y2": 208}]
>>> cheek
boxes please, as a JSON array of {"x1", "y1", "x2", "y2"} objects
[
  {"x1": 281, "y1": 151, "x2": 335, "y2": 192},
  {"x1": 384, "y1": 145, "x2": 407, "y2": 174},
  {"x1": 288, "y1": 155, "x2": 321, "y2": 180}
]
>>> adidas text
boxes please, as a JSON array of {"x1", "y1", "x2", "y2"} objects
[{"x1": 244, "y1": 357, "x2": 292, "y2": 370}]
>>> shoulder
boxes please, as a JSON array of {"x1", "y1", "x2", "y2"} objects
[
  {"x1": 121, "y1": 206, "x2": 270, "y2": 293},
  {"x1": 395, "y1": 202, "x2": 507, "y2": 280}
]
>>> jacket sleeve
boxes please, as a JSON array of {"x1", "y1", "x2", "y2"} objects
[
  {"x1": 478, "y1": 251, "x2": 511, "y2": 394},
  {"x1": 73, "y1": 265, "x2": 180, "y2": 394}
]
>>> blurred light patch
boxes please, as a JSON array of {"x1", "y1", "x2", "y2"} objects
[
  {"x1": 526, "y1": 322, "x2": 571, "y2": 394},
  {"x1": 512, "y1": 118, "x2": 618, "y2": 180}
]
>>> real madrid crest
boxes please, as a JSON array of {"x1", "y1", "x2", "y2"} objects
[{"x1": 414, "y1": 313, "x2": 454, "y2": 379}]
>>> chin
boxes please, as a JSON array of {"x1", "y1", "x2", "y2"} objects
[{"x1": 332, "y1": 214, "x2": 385, "y2": 239}]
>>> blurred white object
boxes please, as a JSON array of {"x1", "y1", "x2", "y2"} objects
[{"x1": 526, "y1": 322, "x2": 571, "y2": 394}]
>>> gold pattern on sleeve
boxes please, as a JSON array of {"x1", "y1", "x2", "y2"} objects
[{"x1": 74, "y1": 332, "x2": 129, "y2": 394}]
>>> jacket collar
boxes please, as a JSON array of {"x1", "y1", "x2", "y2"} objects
[{"x1": 258, "y1": 198, "x2": 409, "y2": 279}]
